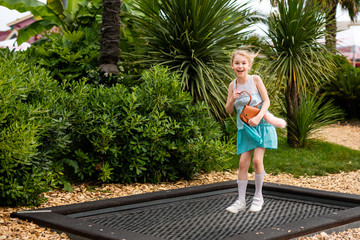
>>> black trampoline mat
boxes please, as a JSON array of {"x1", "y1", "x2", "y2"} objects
[
  {"x1": 82, "y1": 193, "x2": 346, "y2": 240},
  {"x1": 11, "y1": 181, "x2": 360, "y2": 240}
]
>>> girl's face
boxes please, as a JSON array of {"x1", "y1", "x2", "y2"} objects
[{"x1": 231, "y1": 54, "x2": 251, "y2": 78}]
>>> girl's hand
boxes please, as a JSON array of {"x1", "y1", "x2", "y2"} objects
[
  {"x1": 232, "y1": 90, "x2": 242, "y2": 102},
  {"x1": 248, "y1": 116, "x2": 261, "y2": 127}
]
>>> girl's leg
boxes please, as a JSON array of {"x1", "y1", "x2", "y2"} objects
[
  {"x1": 237, "y1": 150, "x2": 253, "y2": 202},
  {"x1": 263, "y1": 112, "x2": 287, "y2": 128},
  {"x1": 252, "y1": 147, "x2": 265, "y2": 174},
  {"x1": 238, "y1": 150, "x2": 253, "y2": 180},
  {"x1": 226, "y1": 150, "x2": 252, "y2": 213},
  {"x1": 250, "y1": 148, "x2": 266, "y2": 212}
]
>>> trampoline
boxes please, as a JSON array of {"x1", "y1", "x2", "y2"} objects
[{"x1": 11, "y1": 181, "x2": 360, "y2": 240}]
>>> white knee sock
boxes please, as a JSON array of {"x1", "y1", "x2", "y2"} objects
[
  {"x1": 254, "y1": 172, "x2": 266, "y2": 198},
  {"x1": 237, "y1": 179, "x2": 248, "y2": 203}
]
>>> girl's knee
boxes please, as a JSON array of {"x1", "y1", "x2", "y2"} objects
[
  {"x1": 252, "y1": 157, "x2": 264, "y2": 170},
  {"x1": 239, "y1": 159, "x2": 250, "y2": 168},
  {"x1": 239, "y1": 160, "x2": 249, "y2": 169}
]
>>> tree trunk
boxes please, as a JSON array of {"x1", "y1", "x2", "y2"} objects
[
  {"x1": 286, "y1": 75, "x2": 301, "y2": 148},
  {"x1": 325, "y1": 4, "x2": 337, "y2": 52},
  {"x1": 99, "y1": 0, "x2": 121, "y2": 76}
]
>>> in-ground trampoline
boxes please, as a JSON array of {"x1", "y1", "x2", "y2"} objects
[{"x1": 11, "y1": 181, "x2": 360, "y2": 240}]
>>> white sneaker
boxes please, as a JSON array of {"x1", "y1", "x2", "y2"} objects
[
  {"x1": 226, "y1": 200, "x2": 246, "y2": 214},
  {"x1": 249, "y1": 196, "x2": 264, "y2": 212}
]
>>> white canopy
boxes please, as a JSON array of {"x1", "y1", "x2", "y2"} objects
[{"x1": 337, "y1": 26, "x2": 360, "y2": 67}]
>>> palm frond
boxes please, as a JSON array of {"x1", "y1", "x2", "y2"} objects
[
  {"x1": 287, "y1": 94, "x2": 343, "y2": 147},
  {"x1": 125, "y1": 0, "x2": 258, "y2": 120},
  {"x1": 265, "y1": 0, "x2": 335, "y2": 93}
]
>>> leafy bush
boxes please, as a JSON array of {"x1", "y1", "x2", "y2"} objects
[
  {"x1": 26, "y1": 28, "x2": 100, "y2": 83},
  {"x1": 322, "y1": 55, "x2": 360, "y2": 119},
  {"x1": 64, "y1": 66, "x2": 232, "y2": 183},
  {"x1": 0, "y1": 49, "x2": 232, "y2": 205},
  {"x1": 0, "y1": 49, "x2": 63, "y2": 206}
]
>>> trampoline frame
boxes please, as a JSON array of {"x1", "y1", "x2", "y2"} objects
[{"x1": 11, "y1": 181, "x2": 360, "y2": 240}]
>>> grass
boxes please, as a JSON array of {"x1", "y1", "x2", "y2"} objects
[{"x1": 226, "y1": 136, "x2": 360, "y2": 178}]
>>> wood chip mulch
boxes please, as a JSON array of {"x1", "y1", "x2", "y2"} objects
[{"x1": 1, "y1": 122, "x2": 359, "y2": 240}]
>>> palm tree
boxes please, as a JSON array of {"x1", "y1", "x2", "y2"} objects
[
  {"x1": 126, "y1": 0, "x2": 257, "y2": 120},
  {"x1": 99, "y1": 0, "x2": 121, "y2": 76},
  {"x1": 264, "y1": 0, "x2": 360, "y2": 50},
  {"x1": 315, "y1": 0, "x2": 360, "y2": 51},
  {"x1": 264, "y1": 0, "x2": 336, "y2": 147}
]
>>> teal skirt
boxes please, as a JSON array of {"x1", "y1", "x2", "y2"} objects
[{"x1": 236, "y1": 123, "x2": 278, "y2": 155}]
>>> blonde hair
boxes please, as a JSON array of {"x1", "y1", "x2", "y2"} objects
[{"x1": 231, "y1": 49, "x2": 259, "y2": 65}]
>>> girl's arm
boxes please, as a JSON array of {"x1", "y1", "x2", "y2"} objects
[
  {"x1": 248, "y1": 75, "x2": 270, "y2": 127},
  {"x1": 225, "y1": 81, "x2": 239, "y2": 114}
]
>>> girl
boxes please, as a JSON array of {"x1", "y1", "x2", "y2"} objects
[{"x1": 225, "y1": 50, "x2": 279, "y2": 213}]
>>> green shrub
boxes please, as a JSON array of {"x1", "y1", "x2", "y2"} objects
[
  {"x1": 64, "y1": 66, "x2": 232, "y2": 183},
  {"x1": 26, "y1": 28, "x2": 100, "y2": 83},
  {"x1": 0, "y1": 49, "x2": 63, "y2": 206},
  {"x1": 0, "y1": 51, "x2": 232, "y2": 205},
  {"x1": 322, "y1": 55, "x2": 360, "y2": 119}
]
